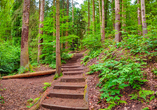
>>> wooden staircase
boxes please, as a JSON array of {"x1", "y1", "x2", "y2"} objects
[{"x1": 41, "y1": 54, "x2": 89, "y2": 110}]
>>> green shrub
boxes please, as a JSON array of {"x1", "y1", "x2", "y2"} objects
[{"x1": 0, "y1": 41, "x2": 20, "y2": 75}]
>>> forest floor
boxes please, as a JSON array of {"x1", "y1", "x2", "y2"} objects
[
  {"x1": 0, "y1": 65, "x2": 55, "y2": 110},
  {"x1": 0, "y1": 50, "x2": 157, "y2": 110}
]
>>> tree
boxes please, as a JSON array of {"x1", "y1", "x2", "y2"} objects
[
  {"x1": 38, "y1": 0, "x2": 45, "y2": 63},
  {"x1": 122, "y1": 0, "x2": 126, "y2": 32},
  {"x1": 137, "y1": 0, "x2": 141, "y2": 35},
  {"x1": 88, "y1": 0, "x2": 90, "y2": 32},
  {"x1": 115, "y1": 0, "x2": 121, "y2": 42},
  {"x1": 141, "y1": 0, "x2": 147, "y2": 36},
  {"x1": 56, "y1": 0, "x2": 61, "y2": 75},
  {"x1": 72, "y1": 0, "x2": 74, "y2": 26},
  {"x1": 93, "y1": 0, "x2": 95, "y2": 33},
  {"x1": 101, "y1": 0, "x2": 105, "y2": 41},
  {"x1": 53, "y1": 0, "x2": 56, "y2": 37},
  {"x1": 65, "y1": 0, "x2": 69, "y2": 49},
  {"x1": 99, "y1": 0, "x2": 102, "y2": 33},
  {"x1": 20, "y1": 0, "x2": 30, "y2": 68}
]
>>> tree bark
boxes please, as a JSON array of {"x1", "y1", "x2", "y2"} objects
[
  {"x1": 105, "y1": 0, "x2": 108, "y2": 27},
  {"x1": 122, "y1": 0, "x2": 126, "y2": 32},
  {"x1": 141, "y1": 0, "x2": 147, "y2": 36},
  {"x1": 137, "y1": 0, "x2": 141, "y2": 35},
  {"x1": 112, "y1": 0, "x2": 115, "y2": 29},
  {"x1": 20, "y1": 0, "x2": 30, "y2": 68},
  {"x1": 99, "y1": 0, "x2": 102, "y2": 33},
  {"x1": 65, "y1": 0, "x2": 69, "y2": 49},
  {"x1": 72, "y1": 0, "x2": 74, "y2": 26},
  {"x1": 61, "y1": 0, "x2": 64, "y2": 49},
  {"x1": 38, "y1": 0, "x2": 45, "y2": 63},
  {"x1": 93, "y1": 0, "x2": 95, "y2": 33},
  {"x1": 56, "y1": 0, "x2": 61, "y2": 75},
  {"x1": 115, "y1": 0, "x2": 121, "y2": 42},
  {"x1": 101, "y1": 0, "x2": 105, "y2": 41},
  {"x1": 88, "y1": 0, "x2": 90, "y2": 33},
  {"x1": 53, "y1": 0, "x2": 56, "y2": 37}
]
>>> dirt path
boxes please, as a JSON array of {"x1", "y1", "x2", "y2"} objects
[{"x1": 0, "y1": 73, "x2": 54, "y2": 110}]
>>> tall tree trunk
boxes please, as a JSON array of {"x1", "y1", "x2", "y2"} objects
[
  {"x1": 112, "y1": 0, "x2": 115, "y2": 29},
  {"x1": 105, "y1": 0, "x2": 108, "y2": 27},
  {"x1": 53, "y1": 0, "x2": 56, "y2": 37},
  {"x1": 137, "y1": 0, "x2": 141, "y2": 35},
  {"x1": 72, "y1": 0, "x2": 74, "y2": 26},
  {"x1": 61, "y1": 0, "x2": 64, "y2": 49},
  {"x1": 141, "y1": 0, "x2": 147, "y2": 36},
  {"x1": 56, "y1": 0, "x2": 61, "y2": 75},
  {"x1": 38, "y1": 0, "x2": 45, "y2": 63},
  {"x1": 20, "y1": 0, "x2": 30, "y2": 68},
  {"x1": 88, "y1": 0, "x2": 90, "y2": 33},
  {"x1": 99, "y1": 0, "x2": 102, "y2": 33},
  {"x1": 65, "y1": 0, "x2": 69, "y2": 49},
  {"x1": 115, "y1": 0, "x2": 121, "y2": 42},
  {"x1": 122, "y1": 0, "x2": 126, "y2": 32},
  {"x1": 101, "y1": 0, "x2": 105, "y2": 41},
  {"x1": 93, "y1": 0, "x2": 95, "y2": 33}
]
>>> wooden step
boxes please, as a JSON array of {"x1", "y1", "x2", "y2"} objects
[
  {"x1": 48, "y1": 92, "x2": 84, "y2": 99},
  {"x1": 54, "y1": 85, "x2": 85, "y2": 90},
  {"x1": 63, "y1": 68, "x2": 84, "y2": 71},
  {"x1": 63, "y1": 71, "x2": 83, "y2": 75},
  {"x1": 42, "y1": 98, "x2": 88, "y2": 110},
  {"x1": 62, "y1": 65, "x2": 80, "y2": 68},
  {"x1": 60, "y1": 76, "x2": 85, "y2": 82}
]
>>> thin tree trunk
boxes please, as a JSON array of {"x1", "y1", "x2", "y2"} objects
[
  {"x1": 38, "y1": 0, "x2": 45, "y2": 63},
  {"x1": 93, "y1": 0, "x2": 95, "y2": 33},
  {"x1": 141, "y1": 0, "x2": 147, "y2": 36},
  {"x1": 99, "y1": 0, "x2": 102, "y2": 33},
  {"x1": 65, "y1": 0, "x2": 69, "y2": 49},
  {"x1": 122, "y1": 0, "x2": 126, "y2": 32},
  {"x1": 137, "y1": 0, "x2": 141, "y2": 35},
  {"x1": 53, "y1": 0, "x2": 56, "y2": 37},
  {"x1": 20, "y1": 0, "x2": 30, "y2": 68},
  {"x1": 56, "y1": 0, "x2": 61, "y2": 75},
  {"x1": 115, "y1": 0, "x2": 121, "y2": 42},
  {"x1": 88, "y1": 0, "x2": 90, "y2": 33},
  {"x1": 101, "y1": 0, "x2": 105, "y2": 41}
]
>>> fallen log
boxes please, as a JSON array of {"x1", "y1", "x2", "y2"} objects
[{"x1": 2, "y1": 69, "x2": 56, "y2": 79}]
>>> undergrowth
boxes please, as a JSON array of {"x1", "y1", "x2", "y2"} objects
[{"x1": 83, "y1": 34, "x2": 157, "y2": 109}]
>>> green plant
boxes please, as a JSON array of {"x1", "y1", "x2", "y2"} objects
[
  {"x1": 152, "y1": 68, "x2": 157, "y2": 75},
  {"x1": 0, "y1": 95, "x2": 4, "y2": 104},
  {"x1": 88, "y1": 58, "x2": 147, "y2": 109},
  {"x1": 142, "y1": 107, "x2": 149, "y2": 110},
  {"x1": 42, "y1": 82, "x2": 51, "y2": 91},
  {"x1": 53, "y1": 73, "x2": 63, "y2": 80}
]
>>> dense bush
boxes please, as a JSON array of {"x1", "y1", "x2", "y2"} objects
[{"x1": 0, "y1": 41, "x2": 20, "y2": 74}]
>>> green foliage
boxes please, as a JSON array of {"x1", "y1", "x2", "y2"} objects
[
  {"x1": 42, "y1": 82, "x2": 51, "y2": 91},
  {"x1": 82, "y1": 32, "x2": 102, "y2": 50},
  {"x1": 53, "y1": 73, "x2": 63, "y2": 80},
  {"x1": 142, "y1": 107, "x2": 149, "y2": 110},
  {"x1": 0, "y1": 41, "x2": 20, "y2": 75},
  {"x1": 129, "y1": 89, "x2": 156, "y2": 103},
  {"x1": 152, "y1": 68, "x2": 157, "y2": 75},
  {"x1": 0, "y1": 95, "x2": 4, "y2": 104}
]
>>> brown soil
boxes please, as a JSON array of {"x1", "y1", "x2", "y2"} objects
[{"x1": 0, "y1": 74, "x2": 54, "y2": 110}]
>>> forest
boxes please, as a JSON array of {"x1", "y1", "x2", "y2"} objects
[{"x1": 0, "y1": 0, "x2": 157, "y2": 110}]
